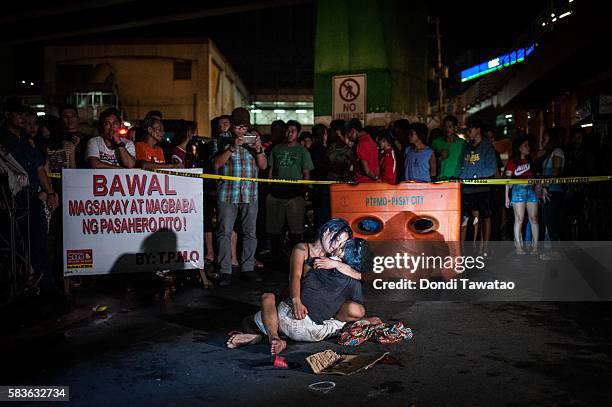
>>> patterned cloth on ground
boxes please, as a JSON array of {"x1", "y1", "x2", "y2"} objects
[{"x1": 338, "y1": 320, "x2": 414, "y2": 346}]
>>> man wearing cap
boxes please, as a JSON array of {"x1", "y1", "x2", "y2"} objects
[
  {"x1": 1, "y1": 97, "x2": 58, "y2": 290},
  {"x1": 213, "y1": 108, "x2": 267, "y2": 286}
]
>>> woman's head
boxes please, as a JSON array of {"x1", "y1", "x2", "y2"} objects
[
  {"x1": 318, "y1": 218, "x2": 352, "y2": 254},
  {"x1": 511, "y1": 134, "x2": 530, "y2": 160},
  {"x1": 409, "y1": 122, "x2": 428, "y2": 145}
]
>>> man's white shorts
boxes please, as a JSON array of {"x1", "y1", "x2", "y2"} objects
[{"x1": 253, "y1": 301, "x2": 345, "y2": 342}]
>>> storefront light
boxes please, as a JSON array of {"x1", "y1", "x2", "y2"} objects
[
  {"x1": 580, "y1": 123, "x2": 593, "y2": 128},
  {"x1": 295, "y1": 110, "x2": 307, "y2": 114},
  {"x1": 273, "y1": 109, "x2": 285, "y2": 113}
]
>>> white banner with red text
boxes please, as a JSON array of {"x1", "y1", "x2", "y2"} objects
[{"x1": 62, "y1": 169, "x2": 204, "y2": 276}]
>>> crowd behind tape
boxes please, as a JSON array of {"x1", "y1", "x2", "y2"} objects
[{"x1": 47, "y1": 170, "x2": 612, "y2": 186}]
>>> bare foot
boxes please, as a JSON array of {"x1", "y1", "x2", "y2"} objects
[
  {"x1": 270, "y1": 337, "x2": 287, "y2": 355},
  {"x1": 226, "y1": 333, "x2": 263, "y2": 349}
]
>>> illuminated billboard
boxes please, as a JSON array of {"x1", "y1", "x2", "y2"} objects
[{"x1": 460, "y1": 44, "x2": 535, "y2": 83}]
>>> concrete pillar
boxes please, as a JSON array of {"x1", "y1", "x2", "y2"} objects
[{"x1": 314, "y1": 0, "x2": 428, "y2": 125}]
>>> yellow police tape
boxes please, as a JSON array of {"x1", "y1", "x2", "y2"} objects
[{"x1": 46, "y1": 170, "x2": 612, "y2": 186}]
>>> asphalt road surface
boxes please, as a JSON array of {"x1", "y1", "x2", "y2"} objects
[{"x1": 2, "y1": 267, "x2": 611, "y2": 406}]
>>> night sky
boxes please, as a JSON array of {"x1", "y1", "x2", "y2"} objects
[{"x1": 1, "y1": 0, "x2": 548, "y2": 92}]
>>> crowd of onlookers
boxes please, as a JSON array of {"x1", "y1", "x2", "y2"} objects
[{"x1": 2, "y1": 95, "x2": 612, "y2": 294}]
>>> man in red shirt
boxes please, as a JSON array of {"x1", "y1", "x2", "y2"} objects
[
  {"x1": 346, "y1": 118, "x2": 379, "y2": 182},
  {"x1": 377, "y1": 130, "x2": 397, "y2": 184}
]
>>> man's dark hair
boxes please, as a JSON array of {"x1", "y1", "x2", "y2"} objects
[
  {"x1": 411, "y1": 122, "x2": 429, "y2": 143},
  {"x1": 317, "y1": 218, "x2": 353, "y2": 249},
  {"x1": 298, "y1": 131, "x2": 312, "y2": 143},
  {"x1": 327, "y1": 120, "x2": 345, "y2": 146},
  {"x1": 443, "y1": 115, "x2": 458, "y2": 126},
  {"x1": 173, "y1": 120, "x2": 196, "y2": 146},
  {"x1": 286, "y1": 120, "x2": 302, "y2": 133},
  {"x1": 142, "y1": 116, "x2": 161, "y2": 133},
  {"x1": 145, "y1": 110, "x2": 162, "y2": 120},
  {"x1": 98, "y1": 107, "x2": 121, "y2": 126},
  {"x1": 342, "y1": 238, "x2": 372, "y2": 274},
  {"x1": 346, "y1": 118, "x2": 363, "y2": 132},
  {"x1": 466, "y1": 117, "x2": 483, "y2": 131},
  {"x1": 59, "y1": 104, "x2": 79, "y2": 118},
  {"x1": 271, "y1": 119, "x2": 286, "y2": 130},
  {"x1": 329, "y1": 119, "x2": 345, "y2": 133},
  {"x1": 393, "y1": 118, "x2": 411, "y2": 133}
]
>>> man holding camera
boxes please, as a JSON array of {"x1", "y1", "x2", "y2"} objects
[{"x1": 213, "y1": 108, "x2": 267, "y2": 286}]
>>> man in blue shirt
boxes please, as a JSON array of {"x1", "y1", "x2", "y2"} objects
[{"x1": 459, "y1": 117, "x2": 497, "y2": 251}]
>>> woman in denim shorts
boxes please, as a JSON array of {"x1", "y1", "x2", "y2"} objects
[{"x1": 505, "y1": 136, "x2": 540, "y2": 255}]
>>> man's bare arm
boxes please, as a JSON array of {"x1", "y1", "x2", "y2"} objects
[
  {"x1": 289, "y1": 244, "x2": 307, "y2": 302},
  {"x1": 313, "y1": 257, "x2": 361, "y2": 280},
  {"x1": 88, "y1": 156, "x2": 119, "y2": 169},
  {"x1": 116, "y1": 146, "x2": 135, "y2": 168}
]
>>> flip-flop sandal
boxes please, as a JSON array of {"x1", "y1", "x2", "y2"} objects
[
  {"x1": 227, "y1": 331, "x2": 264, "y2": 348},
  {"x1": 226, "y1": 331, "x2": 242, "y2": 345},
  {"x1": 272, "y1": 355, "x2": 288, "y2": 368}
]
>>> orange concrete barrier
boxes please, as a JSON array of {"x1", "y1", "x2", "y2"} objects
[
  {"x1": 331, "y1": 182, "x2": 461, "y2": 241},
  {"x1": 331, "y1": 182, "x2": 461, "y2": 281}
]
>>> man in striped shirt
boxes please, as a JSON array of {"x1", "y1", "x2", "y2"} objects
[{"x1": 213, "y1": 108, "x2": 267, "y2": 286}]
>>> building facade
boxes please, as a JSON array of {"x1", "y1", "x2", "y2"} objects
[{"x1": 44, "y1": 38, "x2": 248, "y2": 136}]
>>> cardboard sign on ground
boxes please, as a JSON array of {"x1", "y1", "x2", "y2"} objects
[{"x1": 307, "y1": 349, "x2": 389, "y2": 375}]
